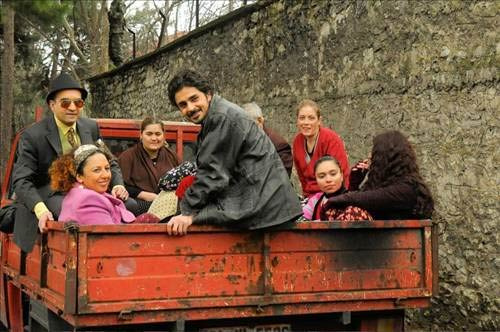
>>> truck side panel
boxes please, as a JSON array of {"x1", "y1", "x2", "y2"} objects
[{"x1": 2, "y1": 221, "x2": 433, "y2": 328}]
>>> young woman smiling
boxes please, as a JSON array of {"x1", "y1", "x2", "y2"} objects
[{"x1": 292, "y1": 99, "x2": 350, "y2": 198}]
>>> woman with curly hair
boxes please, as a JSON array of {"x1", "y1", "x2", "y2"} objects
[
  {"x1": 49, "y1": 144, "x2": 136, "y2": 225},
  {"x1": 321, "y1": 130, "x2": 434, "y2": 220}
]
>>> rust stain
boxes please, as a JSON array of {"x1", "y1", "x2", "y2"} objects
[
  {"x1": 227, "y1": 274, "x2": 242, "y2": 284},
  {"x1": 129, "y1": 242, "x2": 140, "y2": 251},
  {"x1": 185, "y1": 254, "x2": 204, "y2": 263},
  {"x1": 96, "y1": 261, "x2": 103, "y2": 273},
  {"x1": 271, "y1": 256, "x2": 279, "y2": 268},
  {"x1": 248, "y1": 256, "x2": 256, "y2": 274},
  {"x1": 229, "y1": 233, "x2": 263, "y2": 253},
  {"x1": 177, "y1": 299, "x2": 192, "y2": 308},
  {"x1": 410, "y1": 251, "x2": 416, "y2": 263},
  {"x1": 174, "y1": 246, "x2": 194, "y2": 255}
]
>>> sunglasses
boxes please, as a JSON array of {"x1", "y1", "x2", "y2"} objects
[{"x1": 57, "y1": 98, "x2": 85, "y2": 109}]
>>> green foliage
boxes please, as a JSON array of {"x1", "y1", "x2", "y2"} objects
[{"x1": 12, "y1": 0, "x2": 71, "y2": 27}]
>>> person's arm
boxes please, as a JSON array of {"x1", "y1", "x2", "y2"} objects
[
  {"x1": 123, "y1": 184, "x2": 141, "y2": 198},
  {"x1": 12, "y1": 131, "x2": 45, "y2": 211},
  {"x1": 292, "y1": 137, "x2": 308, "y2": 196},
  {"x1": 302, "y1": 193, "x2": 322, "y2": 220},
  {"x1": 75, "y1": 201, "x2": 115, "y2": 225},
  {"x1": 137, "y1": 191, "x2": 158, "y2": 201},
  {"x1": 180, "y1": 114, "x2": 245, "y2": 216},
  {"x1": 349, "y1": 159, "x2": 370, "y2": 191},
  {"x1": 276, "y1": 142, "x2": 293, "y2": 177},
  {"x1": 323, "y1": 182, "x2": 417, "y2": 213}
]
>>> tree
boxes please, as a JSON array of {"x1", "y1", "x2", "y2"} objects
[
  {"x1": 74, "y1": 0, "x2": 110, "y2": 76},
  {"x1": 1, "y1": 0, "x2": 15, "y2": 184},
  {"x1": 109, "y1": 0, "x2": 126, "y2": 67}
]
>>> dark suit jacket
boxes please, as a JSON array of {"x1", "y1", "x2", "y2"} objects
[
  {"x1": 12, "y1": 115, "x2": 124, "y2": 252},
  {"x1": 263, "y1": 126, "x2": 293, "y2": 177}
]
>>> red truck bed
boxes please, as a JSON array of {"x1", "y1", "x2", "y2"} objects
[{"x1": 1, "y1": 220, "x2": 436, "y2": 329}]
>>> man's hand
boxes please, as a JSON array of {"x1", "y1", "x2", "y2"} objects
[
  {"x1": 111, "y1": 185, "x2": 129, "y2": 201},
  {"x1": 166, "y1": 215, "x2": 193, "y2": 236},
  {"x1": 38, "y1": 211, "x2": 54, "y2": 233}
]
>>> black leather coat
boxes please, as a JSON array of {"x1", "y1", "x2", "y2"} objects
[{"x1": 180, "y1": 96, "x2": 302, "y2": 229}]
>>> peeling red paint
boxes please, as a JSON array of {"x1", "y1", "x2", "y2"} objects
[{"x1": 2, "y1": 220, "x2": 435, "y2": 329}]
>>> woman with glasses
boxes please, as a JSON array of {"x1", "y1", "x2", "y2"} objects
[{"x1": 118, "y1": 117, "x2": 180, "y2": 214}]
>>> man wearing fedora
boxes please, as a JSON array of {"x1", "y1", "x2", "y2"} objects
[{"x1": 12, "y1": 73, "x2": 131, "y2": 252}]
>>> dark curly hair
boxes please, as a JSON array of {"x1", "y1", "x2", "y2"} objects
[
  {"x1": 167, "y1": 70, "x2": 213, "y2": 107},
  {"x1": 363, "y1": 130, "x2": 434, "y2": 218}
]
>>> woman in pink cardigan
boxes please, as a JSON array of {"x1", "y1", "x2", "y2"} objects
[
  {"x1": 49, "y1": 144, "x2": 135, "y2": 225},
  {"x1": 293, "y1": 99, "x2": 350, "y2": 198}
]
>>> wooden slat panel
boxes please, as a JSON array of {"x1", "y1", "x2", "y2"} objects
[
  {"x1": 272, "y1": 269, "x2": 423, "y2": 293},
  {"x1": 5, "y1": 235, "x2": 21, "y2": 272},
  {"x1": 78, "y1": 288, "x2": 432, "y2": 315},
  {"x1": 47, "y1": 265, "x2": 66, "y2": 296},
  {"x1": 86, "y1": 272, "x2": 265, "y2": 302},
  {"x1": 46, "y1": 248, "x2": 68, "y2": 296},
  {"x1": 270, "y1": 249, "x2": 422, "y2": 272},
  {"x1": 86, "y1": 254, "x2": 262, "y2": 277},
  {"x1": 25, "y1": 244, "x2": 41, "y2": 281},
  {"x1": 86, "y1": 232, "x2": 263, "y2": 257},
  {"x1": 269, "y1": 229, "x2": 422, "y2": 252}
]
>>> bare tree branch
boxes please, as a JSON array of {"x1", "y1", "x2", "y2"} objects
[
  {"x1": 125, "y1": 0, "x2": 136, "y2": 13},
  {"x1": 62, "y1": 17, "x2": 87, "y2": 61}
]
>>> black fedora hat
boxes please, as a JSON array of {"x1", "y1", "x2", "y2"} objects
[{"x1": 46, "y1": 73, "x2": 88, "y2": 105}]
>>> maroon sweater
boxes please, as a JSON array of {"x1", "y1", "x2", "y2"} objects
[{"x1": 323, "y1": 181, "x2": 424, "y2": 220}]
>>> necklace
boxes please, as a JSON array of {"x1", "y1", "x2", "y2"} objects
[{"x1": 305, "y1": 132, "x2": 319, "y2": 156}]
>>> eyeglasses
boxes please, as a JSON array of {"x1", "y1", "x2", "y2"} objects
[{"x1": 57, "y1": 98, "x2": 85, "y2": 109}]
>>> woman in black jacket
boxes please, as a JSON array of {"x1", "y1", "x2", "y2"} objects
[{"x1": 321, "y1": 130, "x2": 434, "y2": 220}]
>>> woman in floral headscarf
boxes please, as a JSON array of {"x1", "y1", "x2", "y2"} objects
[{"x1": 49, "y1": 144, "x2": 135, "y2": 225}]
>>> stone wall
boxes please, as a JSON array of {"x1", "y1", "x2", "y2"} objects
[{"x1": 88, "y1": 1, "x2": 499, "y2": 330}]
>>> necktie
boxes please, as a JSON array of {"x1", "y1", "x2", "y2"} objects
[{"x1": 67, "y1": 128, "x2": 78, "y2": 148}]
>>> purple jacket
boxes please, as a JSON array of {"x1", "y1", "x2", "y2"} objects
[{"x1": 58, "y1": 185, "x2": 135, "y2": 225}]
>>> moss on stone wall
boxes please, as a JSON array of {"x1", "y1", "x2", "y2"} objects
[{"x1": 88, "y1": 1, "x2": 499, "y2": 329}]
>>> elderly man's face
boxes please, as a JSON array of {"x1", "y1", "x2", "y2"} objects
[
  {"x1": 49, "y1": 89, "x2": 84, "y2": 126},
  {"x1": 174, "y1": 86, "x2": 212, "y2": 124}
]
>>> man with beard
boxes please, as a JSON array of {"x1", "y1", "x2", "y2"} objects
[{"x1": 166, "y1": 70, "x2": 301, "y2": 235}]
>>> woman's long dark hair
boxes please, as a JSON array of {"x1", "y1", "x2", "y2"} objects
[{"x1": 364, "y1": 130, "x2": 434, "y2": 218}]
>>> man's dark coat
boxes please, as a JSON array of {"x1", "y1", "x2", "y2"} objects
[
  {"x1": 12, "y1": 115, "x2": 123, "y2": 252},
  {"x1": 180, "y1": 95, "x2": 302, "y2": 228}
]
